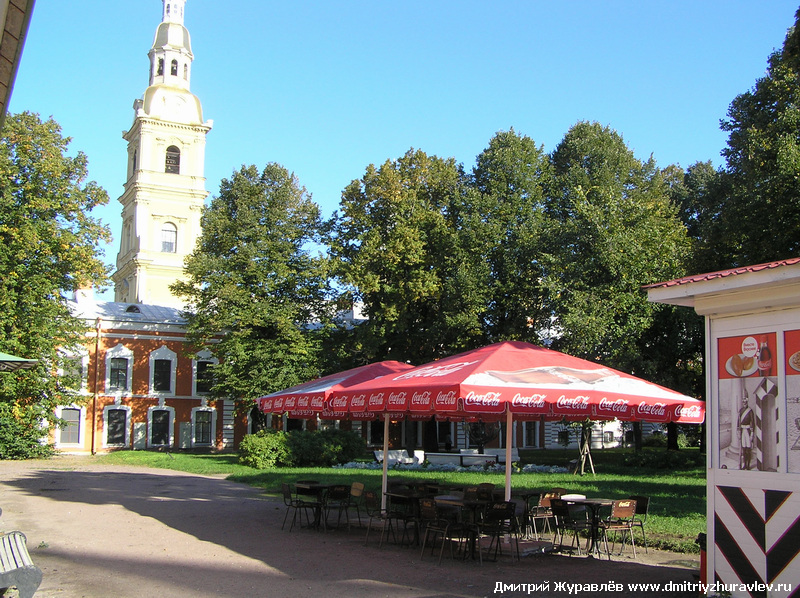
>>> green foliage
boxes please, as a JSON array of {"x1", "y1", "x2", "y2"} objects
[
  {"x1": 0, "y1": 402, "x2": 55, "y2": 459},
  {"x1": 238, "y1": 429, "x2": 291, "y2": 469},
  {"x1": 0, "y1": 112, "x2": 110, "y2": 458},
  {"x1": 172, "y1": 163, "x2": 331, "y2": 410},
  {"x1": 713, "y1": 9, "x2": 800, "y2": 266},
  {"x1": 328, "y1": 149, "x2": 487, "y2": 363},
  {"x1": 543, "y1": 121, "x2": 692, "y2": 375},
  {"x1": 238, "y1": 428, "x2": 366, "y2": 469},
  {"x1": 469, "y1": 129, "x2": 552, "y2": 343},
  {"x1": 622, "y1": 448, "x2": 704, "y2": 469}
]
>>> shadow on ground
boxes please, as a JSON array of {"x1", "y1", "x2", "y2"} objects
[{"x1": 0, "y1": 463, "x2": 699, "y2": 598}]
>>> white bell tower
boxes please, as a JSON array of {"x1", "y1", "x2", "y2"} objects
[{"x1": 112, "y1": 0, "x2": 213, "y2": 307}]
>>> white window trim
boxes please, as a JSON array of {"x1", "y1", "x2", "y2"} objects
[
  {"x1": 147, "y1": 405, "x2": 175, "y2": 447},
  {"x1": 55, "y1": 404, "x2": 86, "y2": 448},
  {"x1": 149, "y1": 345, "x2": 177, "y2": 396},
  {"x1": 192, "y1": 351, "x2": 218, "y2": 396},
  {"x1": 103, "y1": 404, "x2": 132, "y2": 448},
  {"x1": 191, "y1": 405, "x2": 217, "y2": 447},
  {"x1": 105, "y1": 344, "x2": 133, "y2": 395}
]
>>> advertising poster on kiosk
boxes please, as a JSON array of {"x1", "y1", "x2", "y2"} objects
[
  {"x1": 718, "y1": 333, "x2": 779, "y2": 471},
  {"x1": 785, "y1": 330, "x2": 800, "y2": 473}
]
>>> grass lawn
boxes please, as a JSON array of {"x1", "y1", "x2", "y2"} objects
[{"x1": 94, "y1": 447, "x2": 707, "y2": 554}]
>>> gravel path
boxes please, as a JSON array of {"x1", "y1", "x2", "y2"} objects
[{"x1": 0, "y1": 455, "x2": 700, "y2": 598}]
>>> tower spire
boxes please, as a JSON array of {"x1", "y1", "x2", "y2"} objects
[
  {"x1": 163, "y1": 0, "x2": 186, "y2": 25},
  {"x1": 149, "y1": 0, "x2": 193, "y2": 91},
  {"x1": 112, "y1": 0, "x2": 212, "y2": 308}
]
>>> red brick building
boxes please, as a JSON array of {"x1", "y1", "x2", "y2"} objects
[{"x1": 56, "y1": 291, "x2": 247, "y2": 453}]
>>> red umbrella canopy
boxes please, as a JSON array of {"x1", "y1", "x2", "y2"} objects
[
  {"x1": 257, "y1": 360, "x2": 415, "y2": 420},
  {"x1": 331, "y1": 341, "x2": 704, "y2": 424}
]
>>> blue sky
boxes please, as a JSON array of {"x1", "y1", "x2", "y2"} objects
[{"x1": 9, "y1": 1, "x2": 799, "y2": 299}]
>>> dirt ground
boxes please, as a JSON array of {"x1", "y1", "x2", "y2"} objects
[{"x1": 0, "y1": 455, "x2": 701, "y2": 598}]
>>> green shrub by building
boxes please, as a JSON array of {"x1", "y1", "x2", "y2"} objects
[{"x1": 238, "y1": 428, "x2": 365, "y2": 469}]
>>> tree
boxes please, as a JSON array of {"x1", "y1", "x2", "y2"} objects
[
  {"x1": 0, "y1": 112, "x2": 111, "y2": 458},
  {"x1": 328, "y1": 149, "x2": 487, "y2": 365},
  {"x1": 715, "y1": 9, "x2": 800, "y2": 266},
  {"x1": 469, "y1": 129, "x2": 553, "y2": 343},
  {"x1": 172, "y1": 164, "x2": 330, "y2": 410},
  {"x1": 543, "y1": 121, "x2": 692, "y2": 373}
]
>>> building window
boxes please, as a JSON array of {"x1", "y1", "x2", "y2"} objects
[
  {"x1": 109, "y1": 358, "x2": 128, "y2": 391},
  {"x1": 195, "y1": 361, "x2": 213, "y2": 394},
  {"x1": 153, "y1": 359, "x2": 172, "y2": 392},
  {"x1": 58, "y1": 407, "x2": 82, "y2": 445},
  {"x1": 193, "y1": 409, "x2": 214, "y2": 446},
  {"x1": 161, "y1": 222, "x2": 177, "y2": 253},
  {"x1": 165, "y1": 145, "x2": 180, "y2": 174},
  {"x1": 105, "y1": 408, "x2": 129, "y2": 446},
  {"x1": 150, "y1": 409, "x2": 171, "y2": 446},
  {"x1": 367, "y1": 420, "x2": 384, "y2": 446},
  {"x1": 157, "y1": 58, "x2": 164, "y2": 76},
  {"x1": 105, "y1": 344, "x2": 133, "y2": 395},
  {"x1": 149, "y1": 346, "x2": 177, "y2": 396},
  {"x1": 524, "y1": 421, "x2": 538, "y2": 447},
  {"x1": 171, "y1": 59, "x2": 178, "y2": 76},
  {"x1": 557, "y1": 429, "x2": 572, "y2": 446}
]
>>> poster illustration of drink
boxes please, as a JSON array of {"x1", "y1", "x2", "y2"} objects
[
  {"x1": 786, "y1": 330, "x2": 800, "y2": 473},
  {"x1": 717, "y1": 333, "x2": 778, "y2": 472}
]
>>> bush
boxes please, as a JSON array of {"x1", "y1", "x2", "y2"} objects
[
  {"x1": 319, "y1": 429, "x2": 367, "y2": 464},
  {"x1": 0, "y1": 403, "x2": 55, "y2": 460},
  {"x1": 286, "y1": 430, "x2": 329, "y2": 466},
  {"x1": 622, "y1": 448, "x2": 703, "y2": 469},
  {"x1": 238, "y1": 429, "x2": 291, "y2": 469},
  {"x1": 238, "y1": 428, "x2": 366, "y2": 469}
]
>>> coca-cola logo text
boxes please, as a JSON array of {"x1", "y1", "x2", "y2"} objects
[
  {"x1": 464, "y1": 391, "x2": 501, "y2": 406},
  {"x1": 511, "y1": 393, "x2": 546, "y2": 408},
  {"x1": 395, "y1": 360, "x2": 479, "y2": 380},
  {"x1": 435, "y1": 390, "x2": 458, "y2": 406},
  {"x1": 675, "y1": 404, "x2": 703, "y2": 419},
  {"x1": 411, "y1": 391, "x2": 431, "y2": 405},
  {"x1": 637, "y1": 402, "x2": 666, "y2": 416},
  {"x1": 556, "y1": 395, "x2": 589, "y2": 409},
  {"x1": 367, "y1": 393, "x2": 385, "y2": 406},
  {"x1": 329, "y1": 396, "x2": 348, "y2": 409},
  {"x1": 597, "y1": 397, "x2": 630, "y2": 413},
  {"x1": 387, "y1": 391, "x2": 407, "y2": 406}
]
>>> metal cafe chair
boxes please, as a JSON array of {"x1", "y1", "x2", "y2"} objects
[
  {"x1": 480, "y1": 500, "x2": 521, "y2": 561},
  {"x1": 527, "y1": 491, "x2": 560, "y2": 541},
  {"x1": 363, "y1": 490, "x2": 391, "y2": 546},
  {"x1": 324, "y1": 484, "x2": 352, "y2": 530},
  {"x1": 628, "y1": 495, "x2": 650, "y2": 553},
  {"x1": 598, "y1": 499, "x2": 638, "y2": 559},
  {"x1": 550, "y1": 498, "x2": 591, "y2": 556},
  {"x1": 280, "y1": 483, "x2": 317, "y2": 532},
  {"x1": 419, "y1": 498, "x2": 460, "y2": 565},
  {"x1": 347, "y1": 482, "x2": 365, "y2": 529}
]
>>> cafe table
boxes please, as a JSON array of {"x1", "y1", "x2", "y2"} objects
[
  {"x1": 562, "y1": 495, "x2": 614, "y2": 557},
  {"x1": 383, "y1": 487, "x2": 434, "y2": 545},
  {"x1": 434, "y1": 493, "x2": 493, "y2": 561},
  {"x1": 294, "y1": 481, "x2": 332, "y2": 530}
]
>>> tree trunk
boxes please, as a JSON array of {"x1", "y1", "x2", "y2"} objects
[
  {"x1": 422, "y1": 420, "x2": 439, "y2": 453},
  {"x1": 633, "y1": 421, "x2": 643, "y2": 451},
  {"x1": 667, "y1": 422, "x2": 679, "y2": 450},
  {"x1": 404, "y1": 418, "x2": 416, "y2": 457}
]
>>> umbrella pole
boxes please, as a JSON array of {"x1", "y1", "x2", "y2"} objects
[
  {"x1": 505, "y1": 408, "x2": 513, "y2": 501},
  {"x1": 381, "y1": 415, "x2": 390, "y2": 512}
]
